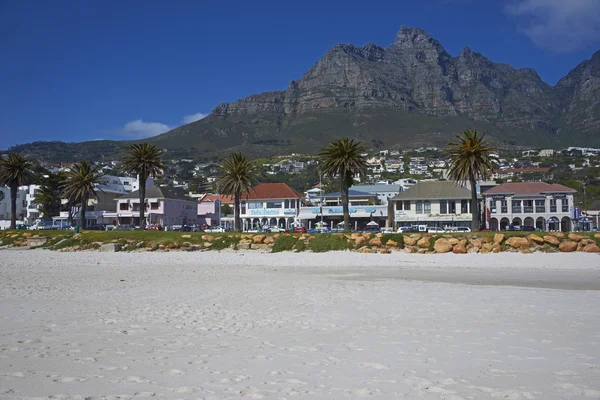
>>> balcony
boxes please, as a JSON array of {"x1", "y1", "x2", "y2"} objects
[
  {"x1": 524, "y1": 206, "x2": 534, "y2": 213},
  {"x1": 535, "y1": 206, "x2": 546, "y2": 213}
]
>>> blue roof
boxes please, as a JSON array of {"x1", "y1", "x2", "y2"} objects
[{"x1": 322, "y1": 190, "x2": 376, "y2": 198}]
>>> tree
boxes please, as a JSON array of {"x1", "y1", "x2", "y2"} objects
[
  {"x1": 216, "y1": 152, "x2": 257, "y2": 232},
  {"x1": 189, "y1": 175, "x2": 209, "y2": 193},
  {"x1": 0, "y1": 154, "x2": 35, "y2": 229},
  {"x1": 36, "y1": 172, "x2": 65, "y2": 218},
  {"x1": 447, "y1": 129, "x2": 496, "y2": 231},
  {"x1": 318, "y1": 138, "x2": 367, "y2": 232},
  {"x1": 62, "y1": 161, "x2": 101, "y2": 229},
  {"x1": 120, "y1": 144, "x2": 164, "y2": 228}
]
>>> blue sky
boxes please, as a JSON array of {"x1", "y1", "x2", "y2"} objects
[{"x1": 1, "y1": 0, "x2": 599, "y2": 149}]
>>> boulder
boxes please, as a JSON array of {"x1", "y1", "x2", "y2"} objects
[
  {"x1": 481, "y1": 247, "x2": 490, "y2": 254},
  {"x1": 158, "y1": 244, "x2": 166, "y2": 250},
  {"x1": 379, "y1": 248, "x2": 391, "y2": 254},
  {"x1": 252, "y1": 244, "x2": 270, "y2": 251},
  {"x1": 417, "y1": 249, "x2": 427, "y2": 254},
  {"x1": 493, "y1": 233, "x2": 505, "y2": 244},
  {"x1": 417, "y1": 236, "x2": 430, "y2": 248},
  {"x1": 354, "y1": 236, "x2": 367, "y2": 248},
  {"x1": 492, "y1": 243, "x2": 501, "y2": 253},
  {"x1": 386, "y1": 239, "x2": 399, "y2": 247},
  {"x1": 470, "y1": 239, "x2": 482, "y2": 249},
  {"x1": 482, "y1": 243, "x2": 493, "y2": 252},
  {"x1": 543, "y1": 235, "x2": 560, "y2": 246},
  {"x1": 467, "y1": 246, "x2": 480, "y2": 254},
  {"x1": 362, "y1": 232, "x2": 372, "y2": 239},
  {"x1": 100, "y1": 243, "x2": 121, "y2": 252},
  {"x1": 203, "y1": 242, "x2": 213, "y2": 248},
  {"x1": 528, "y1": 234, "x2": 544, "y2": 245},
  {"x1": 369, "y1": 237, "x2": 382, "y2": 247},
  {"x1": 181, "y1": 234, "x2": 191, "y2": 239},
  {"x1": 568, "y1": 233, "x2": 584, "y2": 242},
  {"x1": 595, "y1": 233, "x2": 600, "y2": 239},
  {"x1": 448, "y1": 238, "x2": 459, "y2": 246},
  {"x1": 263, "y1": 236, "x2": 275, "y2": 245},
  {"x1": 506, "y1": 237, "x2": 530, "y2": 249},
  {"x1": 361, "y1": 247, "x2": 374, "y2": 254},
  {"x1": 253, "y1": 235, "x2": 266, "y2": 244},
  {"x1": 410, "y1": 234, "x2": 422, "y2": 241},
  {"x1": 433, "y1": 238, "x2": 452, "y2": 253},
  {"x1": 404, "y1": 246, "x2": 415, "y2": 254},
  {"x1": 201, "y1": 235, "x2": 214, "y2": 242},
  {"x1": 22, "y1": 232, "x2": 32, "y2": 238},
  {"x1": 521, "y1": 249, "x2": 533, "y2": 254},
  {"x1": 551, "y1": 232, "x2": 565, "y2": 238},
  {"x1": 181, "y1": 242, "x2": 191, "y2": 248},
  {"x1": 453, "y1": 243, "x2": 467, "y2": 254},
  {"x1": 583, "y1": 244, "x2": 600, "y2": 253},
  {"x1": 558, "y1": 240, "x2": 577, "y2": 252},
  {"x1": 237, "y1": 242, "x2": 251, "y2": 250},
  {"x1": 273, "y1": 234, "x2": 280, "y2": 239},
  {"x1": 482, "y1": 236, "x2": 492, "y2": 244},
  {"x1": 136, "y1": 241, "x2": 145, "y2": 248},
  {"x1": 404, "y1": 237, "x2": 416, "y2": 246}
]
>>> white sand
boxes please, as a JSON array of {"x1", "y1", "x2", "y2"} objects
[{"x1": 1, "y1": 250, "x2": 600, "y2": 400}]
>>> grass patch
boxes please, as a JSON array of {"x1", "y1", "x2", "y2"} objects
[
  {"x1": 272, "y1": 235, "x2": 298, "y2": 253},
  {"x1": 309, "y1": 234, "x2": 352, "y2": 253},
  {"x1": 294, "y1": 240, "x2": 307, "y2": 252},
  {"x1": 210, "y1": 235, "x2": 241, "y2": 250},
  {"x1": 381, "y1": 233, "x2": 404, "y2": 248}
]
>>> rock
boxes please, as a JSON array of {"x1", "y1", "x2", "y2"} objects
[
  {"x1": 434, "y1": 238, "x2": 452, "y2": 253},
  {"x1": 551, "y1": 232, "x2": 565, "y2": 238},
  {"x1": 595, "y1": 233, "x2": 600, "y2": 239},
  {"x1": 583, "y1": 244, "x2": 600, "y2": 253},
  {"x1": 158, "y1": 244, "x2": 166, "y2": 250},
  {"x1": 404, "y1": 246, "x2": 414, "y2": 254},
  {"x1": 543, "y1": 235, "x2": 560, "y2": 246},
  {"x1": 379, "y1": 248, "x2": 391, "y2": 254},
  {"x1": 417, "y1": 249, "x2": 427, "y2": 254},
  {"x1": 237, "y1": 242, "x2": 251, "y2": 250},
  {"x1": 470, "y1": 239, "x2": 482, "y2": 249},
  {"x1": 493, "y1": 233, "x2": 504, "y2": 244},
  {"x1": 361, "y1": 247, "x2": 374, "y2": 253},
  {"x1": 203, "y1": 242, "x2": 213, "y2": 248},
  {"x1": 252, "y1": 244, "x2": 270, "y2": 251},
  {"x1": 521, "y1": 249, "x2": 533, "y2": 254},
  {"x1": 369, "y1": 237, "x2": 382, "y2": 247},
  {"x1": 528, "y1": 234, "x2": 544, "y2": 245},
  {"x1": 417, "y1": 236, "x2": 430, "y2": 248},
  {"x1": 201, "y1": 235, "x2": 214, "y2": 241},
  {"x1": 181, "y1": 234, "x2": 191, "y2": 239},
  {"x1": 481, "y1": 248, "x2": 490, "y2": 254},
  {"x1": 181, "y1": 242, "x2": 191, "y2": 247},
  {"x1": 404, "y1": 237, "x2": 417, "y2": 246},
  {"x1": 191, "y1": 244, "x2": 201, "y2": 251},
  {"x1": 376, "y1": 233, "x2": 383, "y2": 238},
  {"x1": 505, "y1": 237, "x2": 530, "y2": 249},
  {"x1": 273, "y1": 234, "x2": 280, "y2": 239},
  {"x1": 253, "y1": 235, "x2": 266, "y2": 244},
  {"x1": 22, "y1": 232, "x2": 32, "y2": 238},
  {"x1": 100, "y1": 243, "x2": 121, "y2": 252},
  {"x1": 239, "y1": 239, "x2": 252, "y2": 244},
  {"x1": 136, "y1": 241, "x2": 145, "y2": 248},
  {"x1": 467, "y1": 246, "x2": 479, "y2": 254},
  {"x1": 151, "y1": 244, "x2": 160, "y2": 251},
  {"x1": 448, "y1": 238, "x2": 459, "y2": 246},
  {"x1": 410, "y1": 234, "x2": 422, "y2": 240},
  {"x1": 354, "y1": 236, "x2": 367, "y2": 248},
  {"x1": 453, "y1": 243, "x2": 467, "y2": 254},
  {"x1": 492, "y1": 243, "x2": 501, "y2": 253},
  {"x1": 568, "y1": 233, "x2": 584, "y2": 242},
  {"x1": 386, "y1": 239, "x2": 399, "y2": 247},
  {"x1": 263, "y1": 236, "x2": 275, "y2": 245},
  {"x1": 27, "y1": 237, "x2": 47, "y2": 247},
  {"x1": 558, "y1": 240, "x2": 577, "y2": 252},
  {"x1": 482, "y1": 236, "x2": 491, "y2": 243}
]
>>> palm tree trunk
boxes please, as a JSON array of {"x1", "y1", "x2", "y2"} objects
[
  {"x1": 234, "y1": 191, "x2": 241, "y2": 232},
  {"x1": 341, "y1": 173, "x2": 350, "y2": 232},
  {"x1": 470, "y1": 175, "x2": 479, "y2": 231},
  {"x1": 80, "y1": 199, "x2": 86, "y2": 229},
  {"x1": 10, "y1": 181, "x2": 17, "y2": 230},
  {"x1": 139, "y1": 173, "x2": 146, "y2": 229}
]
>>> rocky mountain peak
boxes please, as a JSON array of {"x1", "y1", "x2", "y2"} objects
[{"x1": 391, "y1": 26, "x2": 443, "y2": 52}]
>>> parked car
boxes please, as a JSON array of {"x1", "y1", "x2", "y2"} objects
[
  {"x1": 521, "y1": 225, "x2": 536, "y2": 231},
  {"x1": 16, "y1": 224, "x2": 31, "y2": 230},
  {"x1": 507, "y1": 224, "x2": 521, "y2": 231},
  {"x1": 397, "y1": 226, "x2": 411, "y2": 233},
  {"x1": 427, "y1": 226, "x2": 445, "y2": 233},
  {"x1": 87, "y1": 223, "x2": 106, "y2": 231},
  {"x1": 115, "y1": 224, "x2": 136, "y2": 231},
  {"x1": 285, "y1": 225, "x2": 307, "y2": 234},
  {"x1": 449, "y1": 226, "x2": 472, "y2": 233},
  {"x1": 381, "y1": 227, "x2": 394, "y2": 233},
  {"x1": 362, "y1": 225, "x2": 381, "y2": 233},
  {"x1": 204, "y1": 226, "x2": 226, "y2": 233}
]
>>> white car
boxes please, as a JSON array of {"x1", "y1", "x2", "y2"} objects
[
  {"x1": 204, "y1": 226, "x2": 226, "y2": 233},
  {"x1": 427, "y1": 227, "x2": 446, "y2": 233},
  {"x1": 449, "y1": 227, "x2": 471, "y2": 233}
]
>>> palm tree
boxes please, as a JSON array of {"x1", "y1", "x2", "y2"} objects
[
  {"x1": 318, "y1": 138, "x2": 367, "y2": 232},
  {"x1": 62, "y1": 161, "x2": 102, "y2": 229},
  {"x1": 120, "y1": 144, "x2": 164, "y2": 228},
  {"x1": 447, "y1": 129, "x2": 497, "y2": 231},
  {"x1": 36, "y1": 171, "x2": 65, "y2": 219},
  {"x1": 216, "y1": 152, "x2": 257, "y2": 232},
  {"x1": 0, "y1": 154, "x2": 35, "y2": 229}
]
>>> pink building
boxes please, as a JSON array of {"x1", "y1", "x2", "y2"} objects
[
  {"x1": 197, "y1": 198, "x2": 221, "y2": 227},
  {"x1": 116, "y1": 186, "x2": 198, "y2": 227}
]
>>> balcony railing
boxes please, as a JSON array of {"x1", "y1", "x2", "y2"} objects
[
  {"x1": 535, "y1": 206, "x2": 546, "y2": 213},
  {"x1": 524, "y1": 206, "x2": 534, "y2": 213}
]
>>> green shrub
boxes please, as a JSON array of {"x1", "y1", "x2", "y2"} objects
[
  {"x1": 272, "y1": 235, "x2": 298, "y2": 253},
  {"x1": 381, "y1": 233, "x2": 404, "y2": 248},
  {"x1": 309, "y1": 234, "x2": 352, "y2": 253},
  {"x1": 294, "y1": 240, "x2": 307, "y2": 252},
  {"x1": 428, "y1": 236, "x2": 436, "y2": 252}
]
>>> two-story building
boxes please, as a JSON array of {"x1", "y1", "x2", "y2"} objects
[
  {"x1": 484, "y1": 182, "x2": 576, "y2": 232},
  {"x1": 238, "y1": 183, "x2": 302, "y2": 231},
  {"x1": 115, "y1": 186, "x2": 199, "y2": 228},
  {"x1": 391, "y1": 181, "x2": 476, "y2": 229}
]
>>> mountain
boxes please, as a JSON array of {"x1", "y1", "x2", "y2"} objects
[{"x1": 8, "y1": 27, "x2": 600, "y2": 162}]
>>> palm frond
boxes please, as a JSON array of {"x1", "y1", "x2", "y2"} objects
[
  {"x1": 62, "y1": 161, "x2": 102, "y2": 205},
  {"x1": 120, "y1": 143, "x2": 165, "y2": 179},
  {"x1": 0, "y1": 154, "x2": 35, "y2": 187},
  {"x1": 216, "y1": 152, "x2": 258, "y2": 196},
  {"x1": 446, "y1": 129, "x2": 497, "y2": 183},
  {"x1": 318, "y1": 138, "x2": 367, "y2": 182}
]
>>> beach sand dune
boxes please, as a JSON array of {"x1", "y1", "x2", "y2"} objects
[{"x1": 1, "y1": 250, "x2": 599, "y2": 399}]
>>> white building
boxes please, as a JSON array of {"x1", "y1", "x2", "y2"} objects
[
  {"x1": 237, "y1": 183, "x2": 302, "y2": 231},
  {"x1": 0, "y1": 187, "x2": 27, "y2": 228}
]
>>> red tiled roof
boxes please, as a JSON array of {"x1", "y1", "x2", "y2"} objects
[
  {"x1": 200, "y1": 194, "x2": 234, "y2": 204},
  {"x1": 243, "y1": 183, "x2": 302, "y2": 200},
  {"x1": 485, "y1": 182, "x2": 576, "y2": 195},
  {"x1": 493, "y1": 167, "x2": 550, "y2": 173}
]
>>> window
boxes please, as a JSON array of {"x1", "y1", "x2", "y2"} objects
[
  {"x1": 512, "y1": 200, "x2": 522, "y2": 213},
  {"x1": 535, "y1": 200, "x2": 545, "y2": 213},
  {"x1": 248, "y1": 202, "x2": 263, "y2": 209},
  {"x1": 501, "y1": 200, "x2": 508, "y2": 214},
  {"x1": 550, "y1": 199, "x2": 557, "y2": 213},
  {"x1": 562, "y1": 198, "x2": 569, "y2": 213},
  {"x1": 523, "y1": 200, "x2": 533, "y2": 213},
  {"x1": 424, "y1": 200, "x2": 431, "y2": 213},
  {"x1": 489, "y1": 200, "x2": 496, "y2": 214},
  {"x1": 397, "y1": 201, "x2": 403, "y2": 211},
  {"x1": 132, "y1": 203, "x2": 140, "y2": 211},
  {"x1": 416, "y1": 201, "x2": 423, "y2": 214},
  {"x1": 266, "y1": 201, "x2": 282, "y2": 209},
  {"x1": 119, "y1": 202, "x2": 128, "y2": 211},
  {"x1": 150, "y1": 202, "x2": 159, "y2": 210},
  {"x1": 440, "y1": 200, "x2": 447, "y2": 214},
  {"x1": 241, "y1": 201, "x2": 246, "y2": 214},
  {"x1": 404, "y1": 201, "x2": 410, "y2": 210},
  {"x1": 461, "y1": 200, "x2": 469, "y2": 214}
]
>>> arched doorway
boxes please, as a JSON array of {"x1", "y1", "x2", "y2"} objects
[
  {"x1": 535, "y1": 217, "x2": 545, "y2": 231},
  {"x1": 561, "y1": 217, "x2": 571, "y2": 232},
  {"x1": 524, "y1": 217, "x2": 534, "y2": 227},
  {"x1": 489, "y1": 218, "x2": 499, "y2": 231},
  {"x1": 512, "y1": 217, "x2": 522, "y2": 227},
  {"x1": 548, "y1": 216, "x2": 559, "y2": 232},
  {"x1": 500, "y1": 218, "x2": 510, "y2": 231}
]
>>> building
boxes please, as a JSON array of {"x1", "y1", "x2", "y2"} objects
[
  {"x1": 352, "y1": 184, "x2": 403, "y2": 205},
  {"x1": 539, "y1": 149, "x2": 555, "y2": 157},
  {"x1": 96, "y1": 175, "x2": 155, "y2": 194},
  {"x1": 197, "y1": 198, "x2": 221, "y2": 228},
  {"x1": 238, "y1": 183, "x2": 302, "y2": 231},
  {"x1": 0, "y1": 187, "x2": 27, "y2": 228},
  {"x1": 304, "y1": 187, "x2": 325, "y2": 205},
  {"x1": 115, "y1": 186, "x2": 199, "y2": 227},
  {"x1": 391, "y1": 181, "x2": 476, "y2": 229},
  {"x1": 484, "y1": 182, "x2": 576, "y2": 232}
]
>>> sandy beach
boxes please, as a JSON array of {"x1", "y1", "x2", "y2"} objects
[{"x1": 1, "y1": 250, "x2": 599, "y2": 399}]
